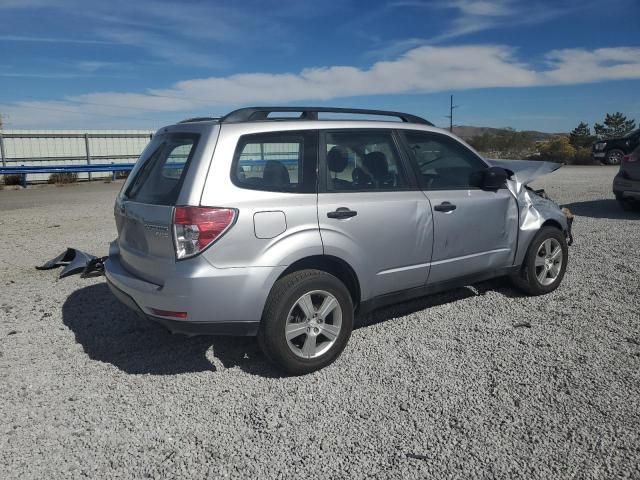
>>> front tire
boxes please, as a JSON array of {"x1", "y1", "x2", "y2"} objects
[
  {"x1": 511, "y1": 227, "x2": 568, "y2": 296},
  {"x1": 257, "y1": 269, "x2": 353, "y2": 375}
]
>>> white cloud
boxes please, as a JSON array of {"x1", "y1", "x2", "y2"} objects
[
  {"x1": 2, "y1": 44, "x2": 640, "y2": 127},
  {"x1": 390, "y1": 0, "x2": 577, "y2": 44},
  {"x1": 0, "y1": 34, "x2": 115, "y2": 44}
]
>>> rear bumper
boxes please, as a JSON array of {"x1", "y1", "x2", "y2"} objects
[
  {"x1": 613, "y1": 174, "x2": 640, "y2": 200},
  {"x1": 104, "y1": 251, "x2": 285, "y2": 336},
  {"x1": 107, "y1": 278, "x2": 259, "y2": 335}
]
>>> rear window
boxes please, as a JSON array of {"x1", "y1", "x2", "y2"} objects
[
  {"x1": 125, "y1": 133, "x2": 199, "y2": 205},
  {"x1": 232, "y1": 131, "x2": 306, "y2": 192}
]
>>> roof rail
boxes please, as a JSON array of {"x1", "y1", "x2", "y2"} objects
[
  {"x1": 219, "y1": 107, "x2": 433, "y2": 125},
  {"x1": 178, "y1": 116, "x2": 219, "y2": 123}
]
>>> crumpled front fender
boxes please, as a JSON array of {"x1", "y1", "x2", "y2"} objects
[{"x1": 487, "y1": 159, "x2": 572, "y2": 266}]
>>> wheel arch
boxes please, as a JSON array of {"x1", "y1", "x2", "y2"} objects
[
  {"x1": 277, "y1": 255, "x2": 361, "y2": 308},
  {"x1": 541, "y1": 219, "x2": 564, "y2": 231}
]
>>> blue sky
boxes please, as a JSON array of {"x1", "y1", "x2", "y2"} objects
[{"x1": 0, "y1": 0, "x2": 639, "y2": 131}]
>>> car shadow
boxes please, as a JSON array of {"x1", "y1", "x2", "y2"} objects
[
  {"x1": 355, "y1": 277, "x2": 522, "y2": 329},
  {"x1": 563, "y1": 199, "x2": 639, "y2": 220},
  {"x1": 63, "y1": 278, "x2": 523, "y2": 376},
  {"x1": 62, "y1": 283, "x2": 282, "y2": 377}
]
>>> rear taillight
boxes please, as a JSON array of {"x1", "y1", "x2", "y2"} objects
[
  {"x1": 173, "y1": 206, "x2": 236, "y2": 259},
  {"x1": 622, "y1": 154, "x2": 638, "y2": 163}
]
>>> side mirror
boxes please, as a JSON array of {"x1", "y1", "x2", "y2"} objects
[{"x1": 482, "y1": 167, "x2": 508, "y2": 190}]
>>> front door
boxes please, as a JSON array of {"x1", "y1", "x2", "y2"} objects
[
  {"x1": 316, "y1": 129, "x2": 433, "y2": 300},
  {"x1": 400, "y1": 130, "x2": 518, "y2": 285}
]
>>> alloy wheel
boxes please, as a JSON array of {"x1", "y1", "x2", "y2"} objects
[
  {"x1": 535, "y1": 238, "x2": 563, "y2": 286},
  {"x1": 285, "y1": 290, "x2": 342, "y2": 359}
]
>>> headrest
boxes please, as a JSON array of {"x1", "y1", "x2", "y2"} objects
[
  {"x1": 327, "y1": 146, "x2": 349, "y2": 173},
  {"x1": 364, "y1": 151, "x2": 388, "y2": 179},
  {"x1": 263, "y1": 160, "x2": 290, "y2": 186}
]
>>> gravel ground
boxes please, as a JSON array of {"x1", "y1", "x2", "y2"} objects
[{"x1": 1, "y1": 167, "x2": 639, "y2": 479}]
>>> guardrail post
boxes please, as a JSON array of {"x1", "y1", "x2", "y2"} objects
[
  {"x1": 21, "y1": 165, "x2": 26, "y2": 188},
  {"x1": 0, "y1": 133, "x2": 6, "y2": 167},
  {"x1": 84, "y1": 133, "x2": 92, "y2": 181}
]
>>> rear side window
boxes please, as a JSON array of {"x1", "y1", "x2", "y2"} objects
[
  {"x1": 125, "y1": 133, "x2": 199, "y2": 205},
  {"x1": 232, "y1": 130, "x2": 317, "y2": 193},
  {"x1": 323, "y1": 130, "x2": 408, "y2": 191}
]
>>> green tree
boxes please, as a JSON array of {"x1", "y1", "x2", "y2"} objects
[
  {"x1": 594, "y1": 112, "x2": 636, "y2": 139},
  {"x1": 569, "y1": 122, "x2": 595, "y2": 149}
]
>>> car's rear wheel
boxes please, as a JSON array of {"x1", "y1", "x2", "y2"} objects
[
  {"x1": 257, "y1": 269, "x2": 353, "y2": 375},
  {"x1": 606, "y1": 149, "x2": 624, "y2": 165},
  {"x1": 511, "y1": 226, "x2": 568, "y2": 296},
  {"x1": 615, "y1": 194, "x2": 634, "y2": 211}
]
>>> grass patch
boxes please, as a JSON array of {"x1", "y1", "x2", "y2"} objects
[
  {"x1": 48, "y1": 172, "x2": 78, "y2": 184},
  {"x1": 2, "y1": 174, "x2": 23, "y2": 186}
]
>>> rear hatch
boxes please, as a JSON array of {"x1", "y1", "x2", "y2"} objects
[{"x1": 114, "y1": 129, "x2": 207, "y2": 285}]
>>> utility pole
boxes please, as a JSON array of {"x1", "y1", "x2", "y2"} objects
[{"x1": 446, "y1": 95, "x2": 459, "y2": 132}]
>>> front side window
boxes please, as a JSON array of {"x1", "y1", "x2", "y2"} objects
[
  {"x1": 323, "y1": 130, "x2": 407, "y2": 191},
  {"x1": 232, "y1": 131, "x2": 313, "y2": 192},
  {"x1": 403, "y1": 131, "x2": 488, "y2": 189}
]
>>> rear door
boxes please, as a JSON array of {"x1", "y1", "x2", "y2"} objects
[
  {"x1": 400, "y1": 130, "x2": 518, "y2": 285},
  {"x1": 115, "y1": 131, "x2": 201, "y2": 285},
  {"x1": 316, "y1": 129, "x2": 433, "y2": 300}
]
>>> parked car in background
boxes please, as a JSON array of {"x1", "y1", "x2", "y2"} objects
[
  {"x1": 105, "y1": 106, "x2": 572, "y2": 374},
  {"x1": 613, "y1": 144, "x2": 640, "y2": 210},
  {"x1": 592, "y1": 129, "x2": 640, "y2": 165}
]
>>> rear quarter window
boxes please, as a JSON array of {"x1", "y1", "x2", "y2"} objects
[
  {"x1": 125, "y1": 133, "x2": 199, "y2": 205},
  {"x1": 231, "y1": 130, "x2": 317, "y2": 193}
]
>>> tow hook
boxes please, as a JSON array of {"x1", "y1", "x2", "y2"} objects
[{"x1": 36, "y1": 248, "x2": 107, "y2": 279}]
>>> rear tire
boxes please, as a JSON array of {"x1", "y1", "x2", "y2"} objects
[
  {"x1": 617, "y1": 198, "x2": 634, "y2": 211},
  {"x1": 257, "y1": 269, "x2": 353, "y2": 375},
  {"x1": 511, "y1": 227, "x2": 568, "y2": 296}
]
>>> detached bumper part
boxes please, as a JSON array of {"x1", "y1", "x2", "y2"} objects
[{"x1": 36, "y1": 248, "x2": 105, "y2": 278}]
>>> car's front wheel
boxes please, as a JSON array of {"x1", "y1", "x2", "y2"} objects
[
  {"x1": 257, "y1": 269, "x2": 353, "y2": 375},
  {"x1": 605, "y1": 149, "x2": 624, "y2": 165},
  {"x1": 511, "y1": 226, "x2": 568, "y2": 296}
]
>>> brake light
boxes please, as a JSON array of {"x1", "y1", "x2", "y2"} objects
[
  {"x1": 173, "y1": 206, "x2": 236, "y2": 259},
  {"x1": 622, "y1": 154, "x2": 638, "y2": 163}
]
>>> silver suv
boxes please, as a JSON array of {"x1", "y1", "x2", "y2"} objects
[{"x1": 105, "y1": 107, "x2": 571, "y2": 374}]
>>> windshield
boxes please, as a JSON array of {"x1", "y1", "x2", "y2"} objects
[{"x1": 624, "y1": 129, "x2": 639, "y2": 138}]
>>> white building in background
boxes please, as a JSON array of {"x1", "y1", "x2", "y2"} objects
[{"x1": 0, "y1": 129, "x2": 154, "y2": 182}]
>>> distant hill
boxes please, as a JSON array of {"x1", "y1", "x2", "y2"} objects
[{"x1": 451, "y1": 126, "x2": 566, "y2": 142}]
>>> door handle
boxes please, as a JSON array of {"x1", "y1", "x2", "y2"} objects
[
  {"x1": 327, "y1": 207, "x2": 358, "y2": 219},
  {"x1": 434, "y1": 201, "x2": 456, "y2": 212}
]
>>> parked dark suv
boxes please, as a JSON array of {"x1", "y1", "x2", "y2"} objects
[
  {"x1": 592, "y1": 129, "x2": 640, "y2": 165},
  {"x1": 613, "y1": 144, "x2": 640, "y2": 210}
]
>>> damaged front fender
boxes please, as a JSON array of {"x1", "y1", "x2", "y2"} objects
[{"x1": 488, "y1": 159, "x2": 574, "y2": 265}]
